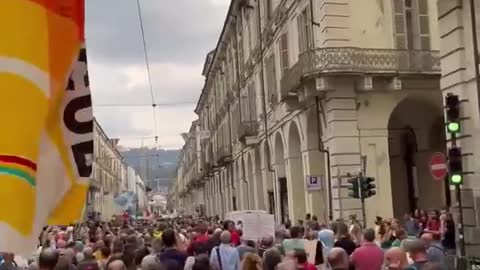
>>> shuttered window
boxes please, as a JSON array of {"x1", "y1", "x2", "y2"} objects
[
  {"x1": 248, "y1": 83, "x2": 257, "y2": 121},
  {"x1": 279, "y1": 32, "x2": 289, "y2": 76},
  {"x1": 393, "y1": 0, "x2": 407, "y2": 49},
  {"x1": 417, "y1": 0, "x2": 430, "y2": 50},
  {"x1": 265, "y1": 0, "x2": 273, "y2": 21},
  {"x1": 240, "y1": 89, "x2": 250, "y2": 122},
  {"x1": 297, "y1": 7, "x2": 312, "y2": 53},
  {"x1": 237, "y1": 18, "x2": 245, "y2": 75},
  {"x1": 392, "y1": 0, "x2": 430, "y2": 50},
  {"x1": 265, "y1": 55, "x2": 277, "y2": 103}
]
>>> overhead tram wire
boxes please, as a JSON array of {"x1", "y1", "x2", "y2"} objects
[
  {"x1": 94, "y1": 102, "x2": 197, "y2": 107},
  {"x1": 136, "y1": 0, "x2": 158, "y2": 149}
]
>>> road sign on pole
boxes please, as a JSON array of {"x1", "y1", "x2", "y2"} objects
[{"x1": 429, "y1": 152, "x2": 447, "y2": 181}]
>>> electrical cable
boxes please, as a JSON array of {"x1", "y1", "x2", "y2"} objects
[
  {"x1": 135, "y1": 0, "x2": 158, "y2": 149},
  {"x1": 94, "y1": 102, "x2": 197, "y2": 107}
]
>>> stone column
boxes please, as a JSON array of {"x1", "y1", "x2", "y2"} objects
[
  {"x1": 255, "y1": 162, "x2": 266, "y2": 210},
  {"x1": 285, "y1": 156, "x2": 308, "y2": 222},
  {"x1": 303, "y1": 149, "x2": 329, "y2": 223},
  {"x1": 323, "y1": 79, "x2": 363, "y2": 222},
  {"x1": 438, "y1": 0, "x2": 480, "y2": 255}
]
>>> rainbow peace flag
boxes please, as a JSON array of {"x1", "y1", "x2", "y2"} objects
[{"x1": 0, "y1": 0, "x2": 93, "y2": 254}]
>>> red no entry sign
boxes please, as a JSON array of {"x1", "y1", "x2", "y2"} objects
[{"x1": 430, "y1": 152, "x2": 447, "y2": 181}]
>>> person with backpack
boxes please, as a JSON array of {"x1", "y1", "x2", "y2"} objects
[
  {"x1": 209, "y1": 231, "x2": 239, "y2": 270},
  {"x1": 421, "y1": 233, "x2": 447, "y2": 270}
]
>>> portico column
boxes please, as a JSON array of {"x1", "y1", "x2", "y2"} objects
[
  {"x1": 323, "y1": 80, "x2": 363, "y2": 223},
  {"x1": 285, "y1": 155, "x2": 308, "y2": 222},
  {"x1": 303, "y1": 149, "x2": 328, "y2": 223}
]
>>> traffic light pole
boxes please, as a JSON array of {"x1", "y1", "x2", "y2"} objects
[
  {"x1": 451, "y1": 131, "x2": 465, "y2": 257},
  {"x1": 455, "y1": 183, "x2": 465, "y2": 256},
  {"x1": 358, "y1": 173, "x2": 367, "y2": 228}
]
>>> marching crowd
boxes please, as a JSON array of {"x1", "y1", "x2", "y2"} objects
[{"x1": 0, "y1": 208, "x2": 457, "y2": 270}]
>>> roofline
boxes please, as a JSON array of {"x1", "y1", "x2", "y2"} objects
[
  {"x1": 93, "y1": 117, "x2": 124, "y2": 160},
  {"x1": 194, "y1": 0, "x2": 237, "y2": 115}
]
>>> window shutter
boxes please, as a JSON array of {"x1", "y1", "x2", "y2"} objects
[
  {"x1": 267, "y1": 55, "x2": 276, "y2": 101},
  {"x1": 417, "y1": 0, "x2": 430, "y2": 50},
  {"x1": 393, "y1": 0, "x2": 407, "y2": 49},
  {"x1": 305, "y1": 6, "x2": 313, "y2": 49},
  {"x1": 297, "y1": 15, "x2": 305, "y2": 53},
  {"x1": 272, "y1": 54, "x2": 277, "y2": 98},
  {"x1": 280, "y1": 32, "x2": 289, "y2": 76},
  {"x1": 248, "y1": 83, "x2": 257, "y2": 121},
  {"x1": 241, "y1": 90, "x2": 250, "y2": 122}
]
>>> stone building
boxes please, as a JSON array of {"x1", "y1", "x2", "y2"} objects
[
  {"x1": 90, "y1": 119, "x2": 125, "y2": 220},
  {"x1": 174, "y1": 0, "x2": 480, "y2": 253},
  {"x1": 437, "y1": 0, "x2": 480, "y2": 255}
]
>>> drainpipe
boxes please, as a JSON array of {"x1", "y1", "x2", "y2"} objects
[
  {"x1": 469, "y1": 0, "x2": 480, "y2": 118},
  {"x1": 315, "y1": 97, "x2": 332, "y2": 221}
]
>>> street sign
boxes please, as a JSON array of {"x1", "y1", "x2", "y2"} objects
[
  {"x1": 429, "y1": 152, "x2": 447, "y2": 181},
  {"x1": 306, "y1": 175, "x2": 323, "y2": 191}
]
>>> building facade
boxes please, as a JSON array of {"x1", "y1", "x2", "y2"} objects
[
  {"x1": 174, "y1": 0, "x2": 480, "y2": 255},
  {"x1": 437, "y1": 0, "x2": 480, "y2": 255},
  {"x1": 90, "y1": 119, "x2": 125, "y2": 220}
]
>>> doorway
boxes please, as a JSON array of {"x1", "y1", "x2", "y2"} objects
[{"x1": 279, "y1": 177, "x2": 289, "y2": 223}]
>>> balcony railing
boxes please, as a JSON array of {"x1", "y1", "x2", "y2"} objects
[
  {"x1": 280, "y1": 47, "x2": 441, "y2": 98},
  {"x1": 238, "y1": 121, "x2": 259, "y2": 140}
]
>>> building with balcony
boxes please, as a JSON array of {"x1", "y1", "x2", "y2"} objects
[
  {"x1": 90, "y1": 119, "x2": 125, "y2": 220},
  {"x1": 174, "y1": 0, "x2": 480, "y2": 253}
]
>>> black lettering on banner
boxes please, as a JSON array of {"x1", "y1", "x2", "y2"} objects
[
  {"x1": 78, "y1": 48, "x2": 87, "y2": 63},
  {"x1": 67, "y1": 74, "x2": 75, "y2": 91},
  {"x1": 84, "y1": 73, "x2": 90, "y2": 87},
  {"x1": 64, "y1": 95, "x2": 93, "y2": 134},
  {"x1": 71, "y1": 140, "x2": 93, "y2": 177}
]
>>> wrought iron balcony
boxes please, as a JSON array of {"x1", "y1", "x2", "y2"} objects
[
  {"x1": 280, "y1": 47, "x2": 441, "y2": 98},
  {"x1": 238, "y1": 121, "x2": 259, "y2": 140}
]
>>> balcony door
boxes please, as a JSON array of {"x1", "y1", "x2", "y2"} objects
[{"x1": 393, "y1": 0, "x2": 431, "y2": 69}]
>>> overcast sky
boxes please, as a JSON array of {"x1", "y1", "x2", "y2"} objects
[{"x1": 85, "y1": 0, "x2": 229, "y2": 149}]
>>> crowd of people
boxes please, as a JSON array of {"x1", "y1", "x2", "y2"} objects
[{"x1": 0, "y1": 208, "x2": 457, "y2": 270}]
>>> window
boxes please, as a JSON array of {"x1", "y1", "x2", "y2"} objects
[
  {"x1": 393, "y1": 0, "x2": 430, "y2": 50},
  {"x1": 240, "y1": 90, "x2": 250, "y2": 122},
  {"x1": 237, "y1": 20, "x2": 245, "y2": 75},
  {"x1": 279, "y1": 32, "x2": 289, "y2": 76},
  {"x1": 247, "y1": 14, "x2": 254, "y2": 52},
  {"x1": 265, "y1": 54, "x2": 277, "y2": 104},
  {"x1": 248, "y1": 83, "x2": 257, "y2": 121},
  {"x1": 265, "y1": 0, "x2": 273, "y2": 21},
  {"x1": 297, "y1": 7, "x2": 312, "y2": 53}
]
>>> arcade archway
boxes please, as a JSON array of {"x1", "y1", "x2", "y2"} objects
[{"x1": 388, "y1": 97, "x2": 447, "y2": 218}]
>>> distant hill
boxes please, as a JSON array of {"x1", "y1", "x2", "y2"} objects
[{"x1": 121, "y1": 148, "x2": 179, "y2": 190}]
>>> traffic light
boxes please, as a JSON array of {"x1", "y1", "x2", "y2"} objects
[
  {"x1": 347, "y1": 177, "x2": 360, "y2": 199},
  {"x1": 361, "y1": 177, "x2": 376, "y2": 198},
  {"x1": 445, "y1": 94, "x2": 460, "y2": 134},
  {"x1": 448, "y1": 147, "x2": 463, "y2": 185}
]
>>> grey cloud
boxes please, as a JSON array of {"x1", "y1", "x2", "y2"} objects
[{"x1": 85, "y1": 0, "x2": 228, "y2": 65}]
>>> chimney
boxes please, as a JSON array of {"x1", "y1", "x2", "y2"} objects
[{"x1": 111, "y1": 138, "x2": 120, "y2": 146}]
